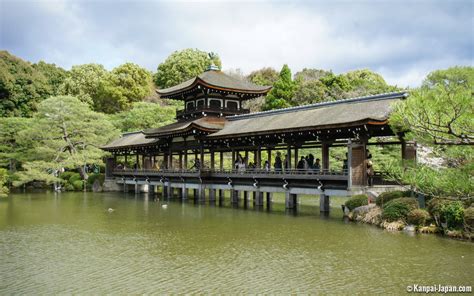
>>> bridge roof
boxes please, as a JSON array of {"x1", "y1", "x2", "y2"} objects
[
  {"x1": 157, "y1": 69, "x2": 271, "y2": 99},
  {"x1": 101, "y1": 131, "x2": 158, "y2": 151},
  {"x1": 207, "y1": 92, "x2": 408, "y2": 139},
  {"x1": 143, "y1": 116, "x2": 226, "y2": 137}
]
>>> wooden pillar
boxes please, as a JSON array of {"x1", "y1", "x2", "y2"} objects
[
  {"x1": 209, "y1": 189, "x2": 216, "y2": 202},
  {"x1": 294, "y1": 147, "x2": 298, "y2": 169},
  {"x1": 267, "y1": 148, "x2": 272, "y2": 169},
  {"x1": 231, "y1": 189, "x2": 240, "y2": 204},
  {"x1": 124, "y1": 153, "x2": 128, "y2": 165},
  {"x1": 182, "y1": 184, "x2": 188, "y2": 200},
  {"x1": 218, "y1": 189, "x2": 225, "y2": 205},
  {"x1": 136, "y1": 154, "x2": 139, "y2": 169},
  {"x1": 287, "y1": 145, "x2": 292, "y2": 170},
  {"x1": 168, "y1": 149, "x2": 173, "y2": 169},
  {"x1": 350, "y1": 142, "x2": 367, "y2": 186},
  {"x1": 285, "y1": 192, "x2": 297, "y2": 209},
  {"x1": 320, "y1": 194, "x2": 330, "y2": 212},
  {"x1": 219, "y1": 151, "x2": 224, "y2": 170},
  {"x1": 254, "y1": 191, "x2": 264, "y2": 207},
  {"x1": 210, "y1": 149, "x2": 215, "y2": 170},
  {"x1": 184, "y1": 150, "x2": 188, "y2": 170},
  {"x1": 179, "y1": 153, "x2": 183, "y2": 169},
  {"x1": 265, "y1": 192, "x2": 272, "y2": 209},
  {"x1": 200, "y1": 147, "x2": 205, "y2": 169},
  {"x1": 256, "y1": 147, "x2": 261, "y2": 168},
  {"x1": 243, "y1": 191, "x2": 249, "y2": 208},
  {"x1": 231, "y1": 149, "x2": 236, "y2": 170},
  {"x1": 244, "y1": 150, "x2": 249, "y2": 166},
  {"x1": 322, "y1": 142, "x2": 330, "y2": 171}
]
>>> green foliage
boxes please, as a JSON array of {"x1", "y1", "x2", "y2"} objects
[
  {"x1": 109, "y1": 101, "x2": 176, "y2": 132},
  {"x1": 95, "y1": 63, "x2": 153, "y2": 113},
  {"x1": 32, "y1": 61, "x2": 68, "y2": 96},
  {"x1": 13, "y1": 96, "x2": 120, "y2": 186},
  {"x1": 464, "y1": 207, "x2": 474, "y2": 231},
  {"x1": 390, "y1": 66, "x2": 474, "y2": 146},
  {"x1": 0, "y1": 117, "x2": 32, "y2": 170},
  {"x1": 407, "y1": 209, "x2": 430, "y2": 226},
  {"x1": 0, "y1": 168, "x2": 9, "y2": 197},
  {"x1": 0, "y1": 51, "x2": 52, "y2": 117},
  {"x1": 154, "y1": 49, "x2": 222, "y2": 88},
  {"x1": 247, "y1": 67, "x2": 279, "y2": 86},
  {"x1": 383, "y1": 160, "x2": 473, "y2": 198},
  {"x1": 345, "y1": 194, "x2": 369, "y2": 211},
  {"x1": 68, "y1": 173, "x2": 82, "y2": 184},
  {"x1": 59, "y1": 171, "x2": 77, "y2": 181},
  {"x1": 60, "y1": 63, "x2": 108, "y2": 105},
  {"x1": 382, "y1": 197, "x2": 419, "y2": 222},
  {"x1": 441, "y1": 201, "x2": 465, "y2": 229},
  {"x1": 376, "y1": 190, "x2": 411, "y2": 207},
  {"x1": 72, "y1": 180, "x2": 84, "y2": 191},
  {"x1": 87, "y1": 173, "x2": 105, "y2": 186},
  {"x1": 262, "y1": 64, "x2": 295, "y2": 110}
]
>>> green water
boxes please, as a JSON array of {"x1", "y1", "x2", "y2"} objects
[{"x1": 1, "y1": 192, "x2": 472, "y2": 294}]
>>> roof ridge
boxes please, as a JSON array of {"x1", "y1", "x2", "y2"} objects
[
  {"x1": 226, "y1": 91, "x2": 408, "y2": 121},
  {"x1": 122, "y1": 130, "x2": 144, "y2": 136}
]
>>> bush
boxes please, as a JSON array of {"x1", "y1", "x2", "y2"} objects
[
  {"x1": 59, "y1": 171, "x2": 77, "y2": 181},
  {"x1": 464, "y1": 207, "x2": 474, "y2": 231},
  {"x1": 64, "y1": 184, "x2": 75, "y2": 191},
  {"x1": 407, "y1": 209, "x2": 430, "y2": 226},
  {"x1": 376, "y1": 190, "x2": 411, "y2": 207},
  {"x1": 68, "y1": 173, "x2": 82, "y2": 184},
  {"x1": 72, "y1": 180, "x2": 84, "y2": 191},
  {"x1": 427, "y1": 197, "x2": 465, "y2": 229},
  {"x1": 345, "y1": 194, "x2": 368, "y2": 211},
  {"x1": 382, "y1": 197, "x2": 419, "y2": 222}
]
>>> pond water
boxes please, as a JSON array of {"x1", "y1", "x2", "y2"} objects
[{"x1": 1, "y1": 192, "x2": 472, "y2": 294}]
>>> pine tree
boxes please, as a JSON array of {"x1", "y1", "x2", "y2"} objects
[{"x1": 262, "y1": 64, "x2": 296, "y2": 110}]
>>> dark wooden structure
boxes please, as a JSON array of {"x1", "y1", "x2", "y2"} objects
[{"x1": 102, "y1": 67, "x2": 415, "y2": 211}]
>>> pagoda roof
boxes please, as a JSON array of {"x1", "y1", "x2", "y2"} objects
[
  {"x1": 207, "y1": 92, "x2": 408, "y2": 139},
  {"x1": 157, "y1": 69, "x2": 271, "y2": 99},
  {"x1": 143, "y1": 116, "x2": 226, "y2": 137}
]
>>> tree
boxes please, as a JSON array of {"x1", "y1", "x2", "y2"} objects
[
  {"x1": 110, "y1": 102, "x2": 176, "y2": 132},
  {"x1": 0, "y1": 51, "x2": 52, "y2": 117},
  {"x1": 0, "y1": 168, "x2": 8, "y2": 197},
  {"x1": 293, "y1": 79, "x2": 327, "y2": 105},
  {"x1": 95, "y1": 63, "x2": 153, "y2": 113},
  {"x1": 32, "y1": 61, "x2": 68, "y2": 96},
  {"x1": 154, "y1": 49, "x2": 222, "y2": 89},
  {"x1": 262, "y1": 64, "x2": 295, "y2": 111},
  {"x1": 14, "y1": 96, "x2": 119, "y2": 186},
  {"x1": 294, "y1": 68, "x2": 331, "y2": 82},
  {"x1": 390, "y1": 67, "x2": 474, "y2": 146},
  {"x1": 60, "y1": 63, "x2": 108, "y2": 105},
  {"x1": 247, "y1": 67, "x2": 279, "y2": 86},
  {"x1": 0, "y1": 117, "x2": 32, "y2": 172},
  {"x1": 343, "y1": 69, "x2": 398, "y2": 98}
]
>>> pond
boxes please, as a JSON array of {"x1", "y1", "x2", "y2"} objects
[{"x1": 1, "y1": 192, "x2": 472, "y2": 294}]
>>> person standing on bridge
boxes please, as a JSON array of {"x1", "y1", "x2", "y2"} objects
[{"x1": 274, "y1": 152, "x2": 282, "y2": 172}]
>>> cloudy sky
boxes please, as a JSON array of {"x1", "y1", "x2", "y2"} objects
[{"x1": 1, "y1": 0, "x2": 472, "y2": 87}]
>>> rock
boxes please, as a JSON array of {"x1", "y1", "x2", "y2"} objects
[
  {"x1": 403, "y1": 225, "x2": 416, "y2": 232},
  {"x1": 92, "y1": 179, "x2": 102, "y2": 192},
  {"x1": 382, "y1": 220, "x2": 406, "y2": 231}
]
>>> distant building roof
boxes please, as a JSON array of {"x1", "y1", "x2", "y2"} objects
[
  {"x1": 208, "y1": 92, "x2": 408, "y2": 138},
  {"x1": 157, "y1": 69, "x2": 271, "y2": 99}
]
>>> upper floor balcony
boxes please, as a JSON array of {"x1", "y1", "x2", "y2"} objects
[{"x1": 176, "y1": 106, "x2": 250, "y2": 119}]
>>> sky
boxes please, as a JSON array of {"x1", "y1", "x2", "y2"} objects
[{"x1": 0, "y1": 0, "x2": 473, "y2": 87}]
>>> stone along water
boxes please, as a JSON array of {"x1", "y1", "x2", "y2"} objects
[{"x1": 1, "y1": 192, "x2": 473, "y2": 294}]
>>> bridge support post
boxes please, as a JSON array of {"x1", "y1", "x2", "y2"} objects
[
  {"x1": 167, "y1": 184, "x2": 173, "y2": 199},
  {"x1": 243, "y1": 191, "x2": 249, "y2": 208},
  {"x1": 254, "y1": 191, "x2": 264, "y2": 207},
  {"x1": 218, "y1": 189, "x2": 225, "y2": 206},
  {"x1": 231, "y1": 190, "x2": 240, "y2": 204},
  {"x1": 123, "y1": 182, "x2": 127, "y2": 193},
  {"x1": 266, "y1": 192, "x2": 272, "y2": 210},
  {"x1": 209, "y1": 189, "x2": 216, "y2": 203},
  {"x1": 198, "y1": 185, "x2": 206, "y2": 202},
  {"x1": 135, "y1": 183, "x2": 139, "y2": 194},
  {"x1": 149, "y1": 185, "x2": 155, "y2": 196},
  {"x1": 320, "y1": 194, "x2": 330, "y2": 212},
  {"x1": 285, "y1": 192, "x2": 297, "y2": 209},
  {"x1": 163, "y1": 185, "x2": 168, "y2": 198},
  {"x1": 182, "y1": 185, "x2": 188, "y2": 200},
  {"x1": 193, "y1": 189, "x2": 198, "y2": 201}
]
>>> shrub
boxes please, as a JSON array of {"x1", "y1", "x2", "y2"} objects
[
  {"x1": 87, "y1": 173, "x2": 105, "y2": 186},
  {"x1": 407, "y1": 209, "x2": 430, "y2": 226},
  {"x1": 64, "y1": 184, "x2": 75, "y2": 191},
  {"x1": 464, "y1": 207, "x2": 474, "y2": 231},
  {"x1": 427, "y1": 198, "x2": 465, "y2": 229},
  {"x1": 382, "y1": 197, "x2": 419, "y2": 222},
  {"x1": 59, "y1": 171, "x2": 77, "y2": 181},
  {"x1": 68, "y1": 173, "x2": 82, "y2": 184},
  {"x1": 72, "y1": 180, "x2": 84, "y2": 191},
  {"x1": 345, "y1": 194, "x2": 368, "y2": 211},
  {"x1": 376, "y1": 190, "x2": 411, "y2": 207},
  {"x1": 441, "y1": 201, "x2": 464, "y2": 230}
]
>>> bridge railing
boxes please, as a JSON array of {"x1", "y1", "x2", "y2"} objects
[{"x1": 113, "y1": 168, "x2": 348, "y2": 177}]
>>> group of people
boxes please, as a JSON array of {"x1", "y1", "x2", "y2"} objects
[{"x1": 273, "y1": 152, "x2": 322, "y2": 173}]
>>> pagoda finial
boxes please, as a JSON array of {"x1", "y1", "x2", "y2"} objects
[{"x1": 206, "y1": 52, "x2": 220, "y2": 71}]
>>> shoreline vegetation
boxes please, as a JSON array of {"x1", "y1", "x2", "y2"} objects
[{"x1": 345, "y1": 192, "x2": 473, "y2": 241}]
